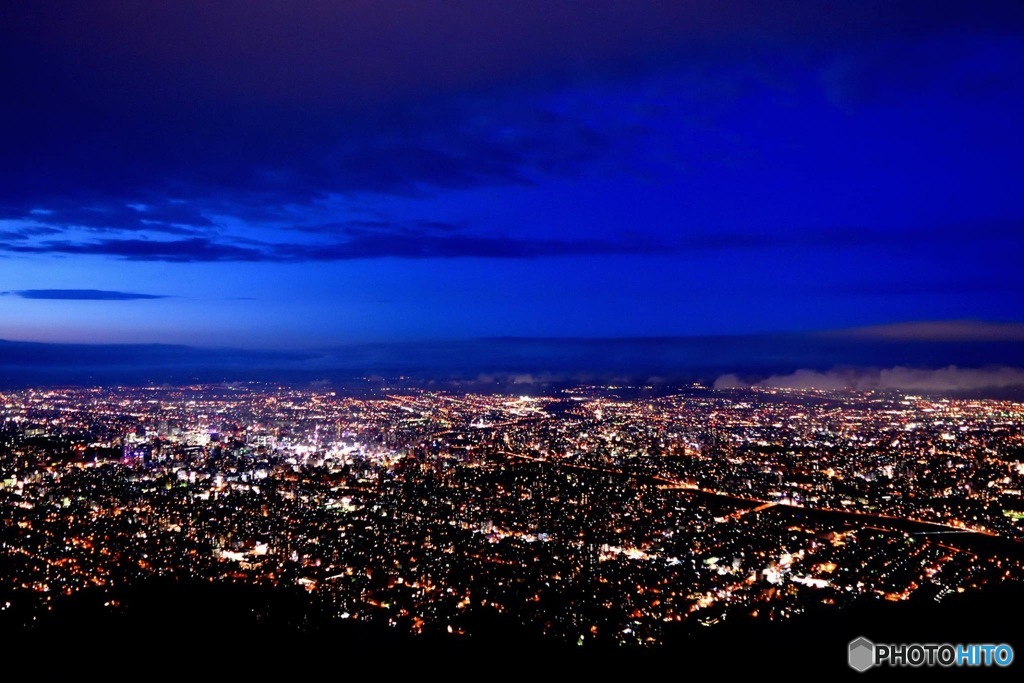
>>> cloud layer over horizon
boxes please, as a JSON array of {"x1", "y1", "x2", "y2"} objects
[{"x1": 716, "y1": 365, "x2": 1024, "y2": 392}]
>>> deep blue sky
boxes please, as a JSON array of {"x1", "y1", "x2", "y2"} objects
[{"x1": 1, "y1": 1, "x2": 1023, "y2": 353}]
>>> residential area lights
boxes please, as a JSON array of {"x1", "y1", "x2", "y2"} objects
[{"x1": 0, "y1": 383, "x2": 1021, "y2": 646}]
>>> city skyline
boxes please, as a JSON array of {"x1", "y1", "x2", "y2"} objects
[
  {"x1": 2, "y1": 381, "x2": 1022, "y2": 667},
  {"x1": 2, "y1": 2, "x2": 1023, "y2": 355},
  {"x1": 4, "y1": 5, "x2": 1024, "y2": 669}
]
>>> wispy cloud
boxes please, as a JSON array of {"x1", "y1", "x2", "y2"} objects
[
  {"x1": 5, "y1": 238, "x2": 267, "y2": 263},
  {"x1": 4, "y1": 212, "x2": 1021, "y2": 263},
  {"x1": 3, "y1": 223, "x2": 666, "y2": 262},
  {"x1": 3, "y1": 289, "x2": 170, "y2": 301}
]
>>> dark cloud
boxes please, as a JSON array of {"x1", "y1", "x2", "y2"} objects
[
  {"x1": 3, "y1": 216, "x2": 1022, "y2": 263},
  {"x1": 5, "y1": 228, "x2": 664, "y2": 263},
  {"x1": 6, "y1": 238, "x2": 267, "y2": 263},
  {"x1": 291, "y1": 219, "x2": 466, "y2": 236},
  {"x1": 3, "y1": 289, "x2": 170, "y2": 301},
  {"x1": 1, "y1": 2, "x2": 1021, "y2": 219},
  {"x1": 0, "y1": 225, "x2": 63, "y2": 240},
  {"x1": 23, "y1": 203, "x2": 212, "y2": 233},
  {"x1": 281, "y1": 219, "x2": 664, "y2": 260},
  {"x1": 701, "y1": 221, "x2": 1024, "y2": 252}
]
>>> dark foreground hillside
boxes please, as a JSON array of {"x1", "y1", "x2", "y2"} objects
[{"x1": 4, "y1": 578, "x2": 1021, "y2": 678}]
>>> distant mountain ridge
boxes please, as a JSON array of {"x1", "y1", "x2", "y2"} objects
[{"x1": 2, "y1": 330, "x2": 1024, "y2": 391}]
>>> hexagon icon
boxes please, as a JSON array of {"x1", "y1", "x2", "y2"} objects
[{"x1": 849, "y1": 637, "x2": 875, "y2": 672}]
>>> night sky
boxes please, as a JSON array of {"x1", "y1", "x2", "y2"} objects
[{"x1": 1, "y1": 2, "x2": 1023, "y2": 381}]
